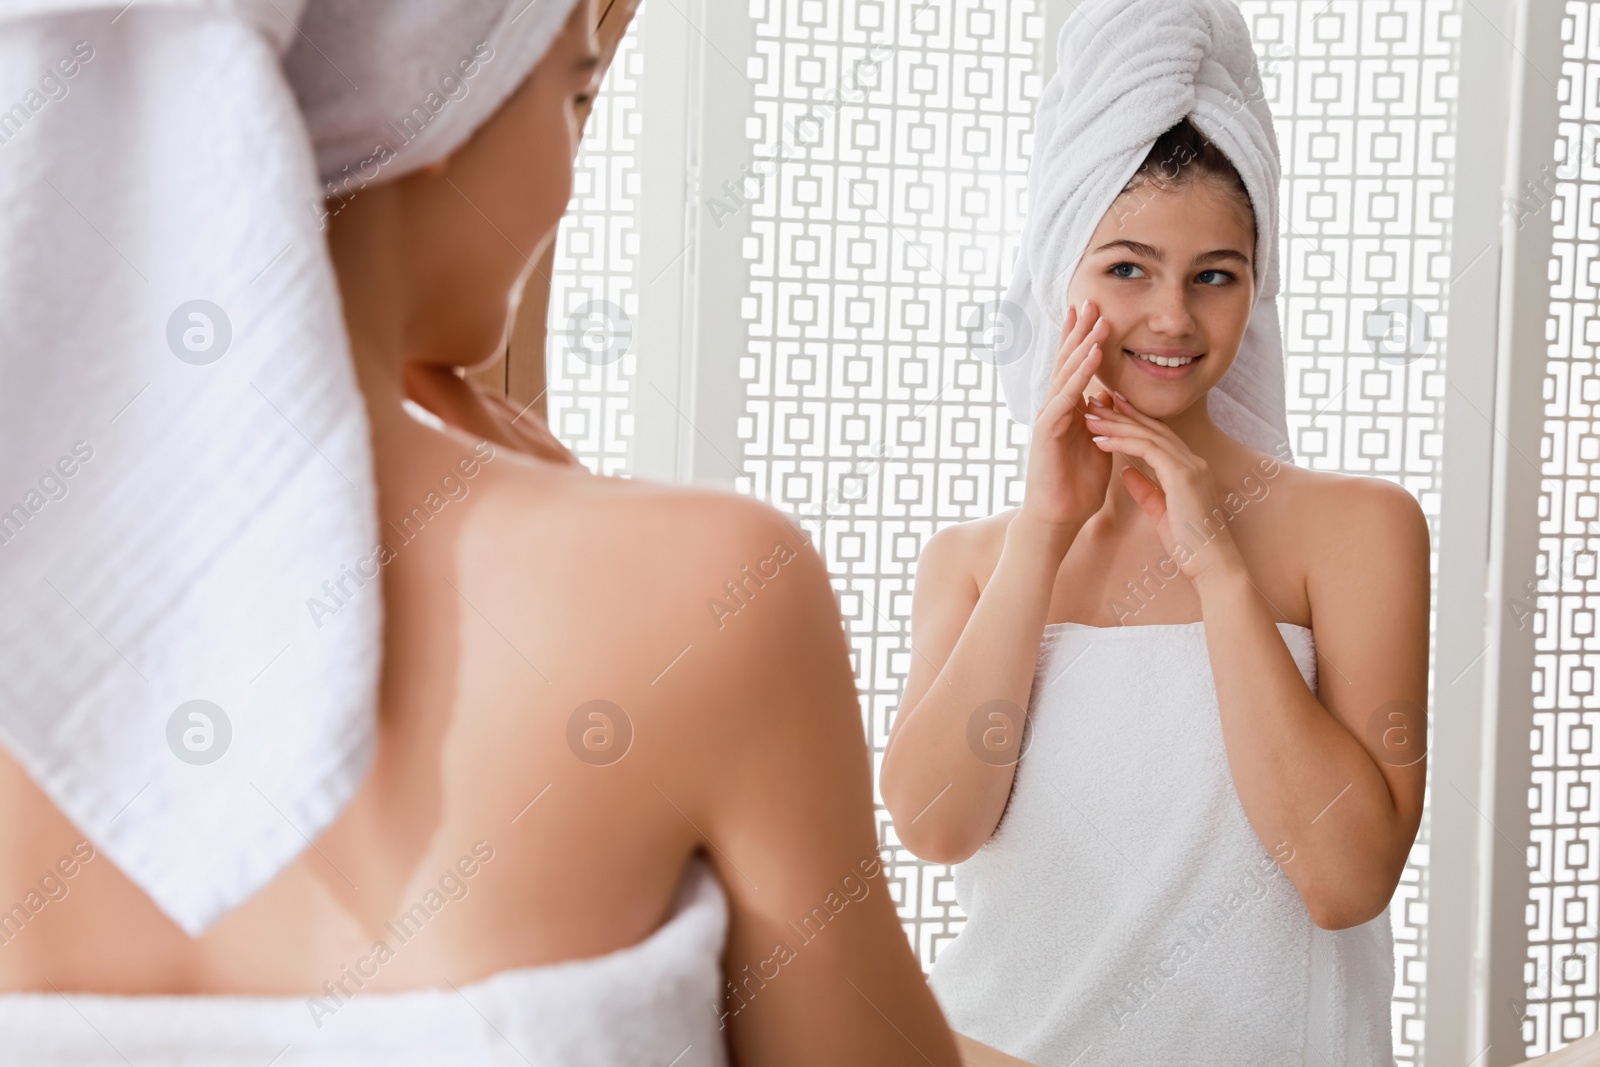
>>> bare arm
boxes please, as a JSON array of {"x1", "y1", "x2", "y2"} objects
[
  {"x1": 682, "y1": 503, "x2": 962, "y2": 1066},
  {"x1": 1193, "y1": 477, "x2": 1430, "y2": 929},
  {"x1": 881, "y1": 301, "x2": 1112, "y2": 863},
  {"x1": 879, "y1": 515, "x2": 1076, "y2": 863}
]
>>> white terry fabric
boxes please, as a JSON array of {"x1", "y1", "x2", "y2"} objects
[
  {"x1": 928, "y1": 622, "x2": 1395, "y2": 1066},
  {"x1": 0, "y1": 859, "x2": 730, "y2": 1067},
  {"x1": 284, "y1": 0, "x2": 585, "y2": 188},
  {"x1": 996, "y1": 0, "x2": 1293, "y2": 462},
  {"x1": 0, "y1": 0, "x2": 580, "y2": 936}
]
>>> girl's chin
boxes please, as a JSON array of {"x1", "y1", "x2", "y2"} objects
[{"x1": 1103, "y1": 379, "x2": 1210, "y2": 416}]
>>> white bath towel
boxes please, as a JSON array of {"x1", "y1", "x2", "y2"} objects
[
  {"x1": 929, "y1": 622, "x2": 1395, "y2": 1064},
  {"x1": 994, "y1": 0, "x2": 1293, "y2": 461},
  {"x1": 0, "y1": 0, "x2": 579, "y2": 935},
  {"x1": 0, "y1": 858, "x2": 731, "y2": 1066}
]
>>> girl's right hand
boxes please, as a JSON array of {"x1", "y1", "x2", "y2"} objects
[{"x1": 1018, "y1": 300, "x2": 1114, "y2": 542}]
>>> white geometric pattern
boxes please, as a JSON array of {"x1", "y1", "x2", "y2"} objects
[
  {"x1": 1520, "y1": 2, "x2": 1600, "y2": 1055},
  {"x1": 735, "y1": 0, "x2": 1037, "y2": 979}
]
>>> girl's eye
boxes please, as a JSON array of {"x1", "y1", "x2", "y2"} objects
[
  {"x1": 1109, "y1": 262, "x2": 1144, "y2": 279},
  {"x1": 1197, "y1": 269, "x2": 1236, "y2": 286}
]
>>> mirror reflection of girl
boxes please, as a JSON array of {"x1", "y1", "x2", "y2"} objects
[
  {"x1": 881, "y1": 117, "x2": 1428, "y2": 1065},
  {"x1": 0, "y1": 2, "x2": 960, "y2": 1063}
]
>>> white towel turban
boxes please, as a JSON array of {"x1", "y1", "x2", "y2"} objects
[
  {"x1": 994, "y1": 0, "x2": 1294, "y2": 463},
  {"x1": 0, "y1": 0, "x2": 581, "y2": 936}
]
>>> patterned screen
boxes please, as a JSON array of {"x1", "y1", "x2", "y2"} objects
[
  {"x1": 726, "y1": 2, "x2": 1457, "y2": 1064},
  {"x1": 734, "y1": 0, "x2": 1034, "y2": 976},
  {"x1": 546, "y1": 18, "x2": 643, "y2": 476},
  {"x1": 1520, "y1": 2, "x2": 1600, "y2": 1056}
]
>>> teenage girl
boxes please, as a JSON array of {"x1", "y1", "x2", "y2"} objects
[{"x1": 881, "y1": 118, "x2": 1429, "y2": 1065}]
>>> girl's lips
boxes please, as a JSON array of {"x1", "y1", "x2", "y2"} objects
[{"x1": 1125, "y1": 348, "x2": 1204, "y2": 380}]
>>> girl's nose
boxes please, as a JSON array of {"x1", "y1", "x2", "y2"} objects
[{"x1": 1144, "y1": 281, "x2": 1199, "y2": 336}]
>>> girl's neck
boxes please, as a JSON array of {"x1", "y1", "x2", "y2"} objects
[
  {"x1": 325, "y1": 188, "x2": 442, "y2": 428},
  {"x1": 327, "y1": 205, "x2": 471, "y2": 510}
]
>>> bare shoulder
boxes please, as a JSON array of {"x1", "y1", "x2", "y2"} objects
[
  {"x1": 1265, "y1": 460, "x2": 1428, "y2": 547},
  {"x1": 454, "y1": 452, "x2": 856, "y2": 782},
  {"x1": 468, "y1": 454, "x2": 822, "y2": 632},
  {"x1": 1259, "y1": 460, "x2": 1430, "y2": 606},
  {"x1": 920, "y1": 510, "x2": 1014, "y2": 595}
]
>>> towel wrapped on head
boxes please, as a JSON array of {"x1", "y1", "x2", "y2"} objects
[
  {"x1": 994, "y1": 0, "x2": 1293, "y2": 463},
  {"x1": 0, "y1": 0, "x2": 581, "y2": 936}
]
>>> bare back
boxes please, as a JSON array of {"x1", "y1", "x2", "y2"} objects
[{"x1": 0, "y1": 423, "x2": 960, "y2": 1065}]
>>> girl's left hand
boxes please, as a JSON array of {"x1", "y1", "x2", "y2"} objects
[
  {"x1": 403, "y1": 363, "x2": 585, "y2": 470},
  {"x1": 1083, "y1": 391, "x2": 1243, "y2": 583}
]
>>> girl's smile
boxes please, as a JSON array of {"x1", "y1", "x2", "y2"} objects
[
  {"x1": 1068, "y1": 178, "x2": 1256, "y2": 414},
  {"x1": 1124, "y1": 346, "x2": 1206, "y2": 377}
]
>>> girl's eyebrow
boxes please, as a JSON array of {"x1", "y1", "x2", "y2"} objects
[
  {"x1": 1093, "y1": 238, "x2": 1163, "y2": 259},
  {"x1": 1195, "y1": 248, "x2": 1252, "y2": 267},
  {"x1": 1092, "y1": 238, "x2": 1251, "y2": 267}
]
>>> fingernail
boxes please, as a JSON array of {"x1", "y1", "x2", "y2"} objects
[
  {"x1": 1092, "y1": 435, "x2": 1110, "y2": 444},
  {"x1": 1084, "y1": 412, "x2": 1103, "y2": 421},
  {"x1": 1113, "y1": 390, "x2": 1128, "y2": 401},
  {"x1": 1087, "y1": 396, "x2": 1104, "y2": 407}
]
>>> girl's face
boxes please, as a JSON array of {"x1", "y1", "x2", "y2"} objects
[
  {"x1": 394, "y1": 0, "x2": 601, "y2": 369},
  {"x1": 1066, "y1": 178, "x2": 1257, "y2": 419}
]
